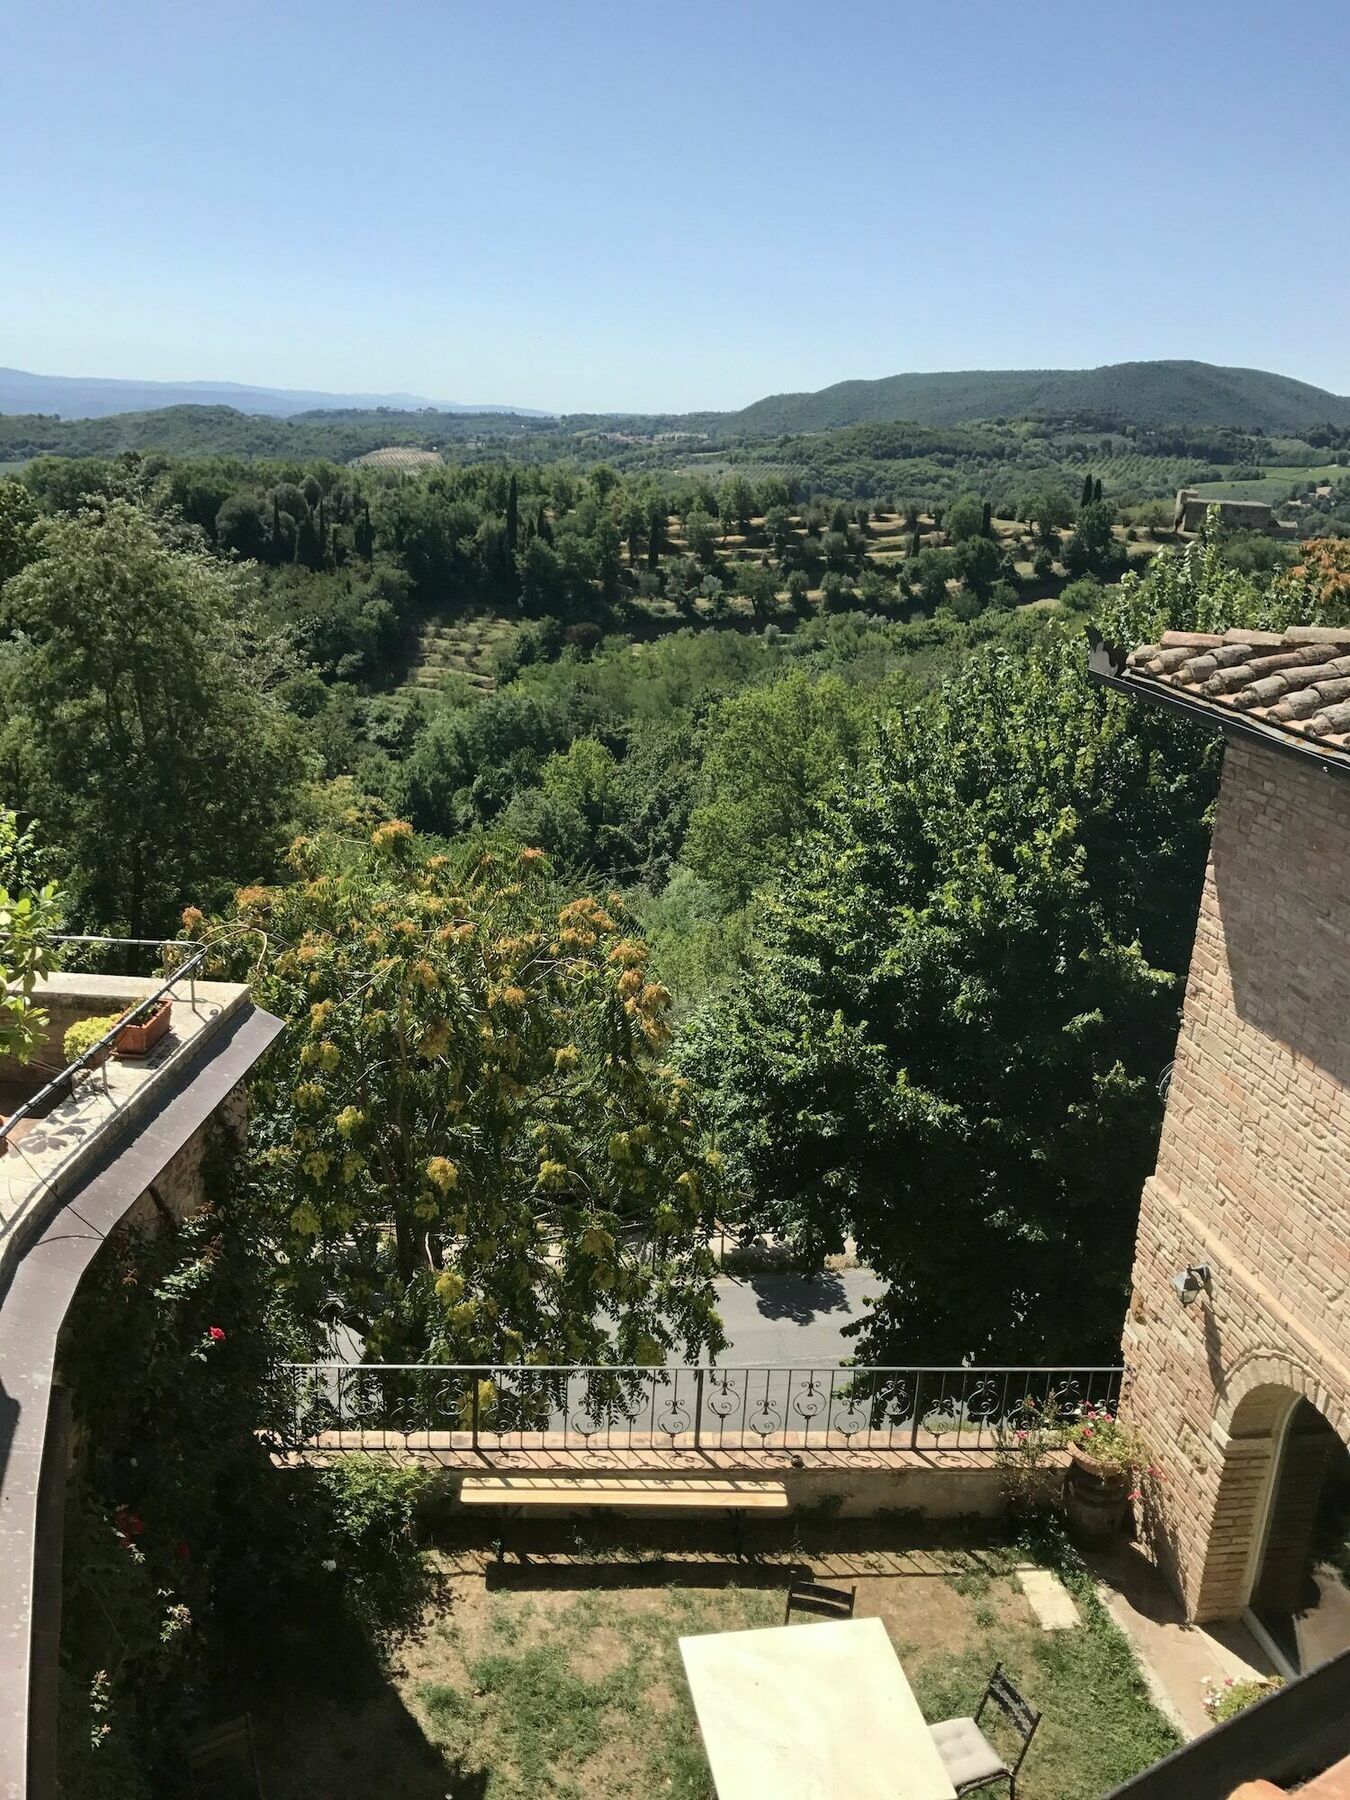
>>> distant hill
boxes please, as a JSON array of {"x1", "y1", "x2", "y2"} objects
[
  {"x1": 0, "y1": 403, "x2": 558, "y2": 464},
  {"x1": 727, "y1": 361, "x2": 1350, "y2": 435},
  {"x1": 0, "y1": 366, "x2": 549, "y2": 420}
]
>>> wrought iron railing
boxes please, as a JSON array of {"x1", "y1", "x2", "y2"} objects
[{"x1": 279, "y1": 1362, "x2": 1123, "y2": 1455}]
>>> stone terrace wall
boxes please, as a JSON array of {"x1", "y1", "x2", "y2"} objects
[{"x1": 1124, "y1": 738, "x2": 1350, "y2": 1619}]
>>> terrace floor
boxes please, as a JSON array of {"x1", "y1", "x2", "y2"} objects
[{"x1": 228, "y1": 1515, "x2": 1181, "y2": 1800}]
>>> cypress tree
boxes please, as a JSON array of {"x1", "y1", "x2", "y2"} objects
[
  {"x1": 355, "y1": 499, "x2": 373, "y2": 560},
  {"x1": 1081, "y1": 472, "x2": 1094, "y2": 508},
  {"x1": 981, "y1": 501, "x2": 993, "y2": 537},
  {"x1": 537, "y1": 507, "x2": 554, "y2": 547},
  {"x1": 506, "y1": 474, "x2": 519, "y2": 550},
  {"x1": 1094, "y1": 478, "x2": 1104, "y2": 504}
]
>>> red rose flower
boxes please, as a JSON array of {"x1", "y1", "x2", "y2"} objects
[{"x1": 208, "y1": 1326, "x2": 226, "y2": 1344}]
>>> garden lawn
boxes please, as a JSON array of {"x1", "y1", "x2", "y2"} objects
[{"x1": 248, "y1": 1518, "x2": 1178, "y2": 1800}]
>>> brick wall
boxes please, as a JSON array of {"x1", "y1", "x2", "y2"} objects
[{"x1": 1123, "y1": 738, "x2": 1350, "y2": 1620}]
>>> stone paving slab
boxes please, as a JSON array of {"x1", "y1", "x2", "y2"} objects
[{"x1": 1016, "y1": 1566, "x2": 1080, "y2": 1629}]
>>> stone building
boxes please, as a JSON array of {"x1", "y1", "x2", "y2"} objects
[
  {"x1": 1174, "y1": 488, "x2": 1279, "y2": 534},
  {"x1": 1091, "y1": 624, "x2": 1350, "y2": 1673}
]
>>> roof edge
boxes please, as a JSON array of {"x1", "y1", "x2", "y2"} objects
[{"x1": 1086, "y1": 629, "x2": 1350, "y2": 780}]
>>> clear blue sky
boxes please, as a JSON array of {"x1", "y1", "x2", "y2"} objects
[{"x1": 5, "y1": 0, "x2": 1347, "y2": 413}]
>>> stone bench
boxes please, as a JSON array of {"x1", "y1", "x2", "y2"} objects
[{"x1": 458, "y1": 1472, "x2": 790, "y2": 1560}]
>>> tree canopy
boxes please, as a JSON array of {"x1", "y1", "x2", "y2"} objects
[
  {"x1": 0, "y1": 500, "x2": 306, "y2": 937},
  {"x1": 199, "y1": 825, "x2": 726, "y2": 1366},
  {"x1": 680, "y1": 551, "x2": 1319, "y2": 1364}
]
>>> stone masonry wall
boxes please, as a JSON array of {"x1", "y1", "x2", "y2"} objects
[{"x1": 1123, "y1": 737, "x2": 1350, "y2": 1620}]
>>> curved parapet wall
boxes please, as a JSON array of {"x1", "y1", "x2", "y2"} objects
[{"x1": 0, "y1": 982, "x2": 282, "y2": 1800}]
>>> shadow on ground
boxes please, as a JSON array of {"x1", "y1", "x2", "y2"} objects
[{"x1": 743, "y1": 1270, "x2": 850, "y2": 1324}]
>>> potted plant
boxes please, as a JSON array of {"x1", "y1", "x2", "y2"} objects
[
  {"x1": 1062, "y1": 1406, "x2": 1151, "y2": 1545},
  {"x1": 63, "y1": 1013, "x2": 124, "y2": 1072},
  {"x1": 115, "y1": 995, "x2": 174, "y2": 1058}
]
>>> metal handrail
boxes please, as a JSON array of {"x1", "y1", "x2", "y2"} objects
[
  {"x1": 284, "y1": 1361, "x2": 1126, "y2": 1376},
  {"x1": 280, "y1": 1360, "x2": 1126, "y2": 1455},
  {"x1": 0, "y1": 935, "x2": 207, "y2": 1148}
]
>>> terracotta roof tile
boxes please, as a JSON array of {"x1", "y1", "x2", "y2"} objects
[{"x1": 1125, "y1": 626, "x2": 1350, "y2": 762}]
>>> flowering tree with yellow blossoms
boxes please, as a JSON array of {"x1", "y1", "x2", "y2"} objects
[{"x1": 195, "y1": 822, "x2": 726, "y2": 1366}]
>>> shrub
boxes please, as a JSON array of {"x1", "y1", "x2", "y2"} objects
[
  {"x1": 303, "y1": 1459, "x2": 436, "y2": 1646},
  {"x1": 63, "y1": 1013, "x2": 123, "y2": 1065}
]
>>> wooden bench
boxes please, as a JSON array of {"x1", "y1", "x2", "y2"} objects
[{"x1": 459, "y1": 1473, "x2": 790, "y2": 1561}]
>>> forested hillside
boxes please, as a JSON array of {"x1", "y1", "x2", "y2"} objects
[{"x1": 728, "y1": 359, "x2": 1350, "y2": 434}]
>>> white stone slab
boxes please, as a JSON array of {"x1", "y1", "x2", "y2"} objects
[
  {"x1": 680, "y1": 1616, "x2": 957, "y2": 1800},
  {"x1": 1016, "y1": 1567, "x2": 1080, "y2": 1630}
]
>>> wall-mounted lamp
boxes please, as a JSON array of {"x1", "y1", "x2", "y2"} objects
[{"x1": 1172, "y1": 1263, "x2": 1212, "y2": 1306}]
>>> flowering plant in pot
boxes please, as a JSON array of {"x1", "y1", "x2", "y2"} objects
[
  {"x1": 1062, "y1": 1406, "x2": 1154, "y2": 1546},
  {"x1": 1064, "y1": 1406, "x2": 1151, "y2": 1474}
]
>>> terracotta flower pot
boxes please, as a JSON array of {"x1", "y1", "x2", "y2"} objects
[
  {"x1": 115, "y1": 996, "x2": 174, "y2": 1059},
  {"x1": 1063, "y1": 1447, "x2": 1131, "y2": 1546}
]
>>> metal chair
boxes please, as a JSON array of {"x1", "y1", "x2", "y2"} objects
[
  {"x1": 783, "y1": 1579, "x2": 857, "y2": 1624},
  {"x1": 187, "y1": 1714, "x2": 264, "y2": 1798},
  {"x1": 928, "y1": 1663, "x2": 1040, "y2": 1798}
]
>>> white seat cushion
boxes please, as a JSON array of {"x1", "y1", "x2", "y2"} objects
[{"x1": 928, "y1": 1717, "x2": 1009, "y2": 1791}]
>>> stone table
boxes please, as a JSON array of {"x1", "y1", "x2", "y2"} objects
[{"x1": 679, "y1": 1616, "x2": 958, "y2": 1799}]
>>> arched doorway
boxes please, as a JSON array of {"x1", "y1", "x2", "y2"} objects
[{"x1": 1216, "y1": 1388, "x2": 1350, "y2": 1676}]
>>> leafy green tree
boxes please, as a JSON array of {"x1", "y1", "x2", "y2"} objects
[
  {"x1": 735, "y1": 561, "x2": 780, "y2": 623},
  {"x1": 684, "y1": 508, "x2": 718, "y2": 565},
  {"x1": 1064, "y1": 499, "x2": 1126, "y2": 578},
  {"x1": 1023, "y1": 487, "x2": 1075, "y2": 547},
  {"x1": 215, "y1": 492, "x2": 271, "y2": 561},
  {"x1": 821, "y1": 530, "x2": 852, "y2": 573},
  {"x1": 682, "y1": 626, "x2": 1221, "y2": 1363},
  {"x1": 764, "y1": 506, "x2": 794, "y2": 561},
  {"x1": 201, "y1": 826, "x2": 725, "y2": 1364},
  {"x1": 0, "y1": 500, "x2": 305, "y2": 937},
  {"x1": 684, "y1": 550, "x2": 1320, "y2": 1363},
  {"x1": 951, "y1": 534, "x2": 1002, "y2": 604},
  {"x1": 946, "y1": 495, "x2": 986, "y2": 543},
  {"x1": 502, "y1": 736, "x2": 626, "y2": 868},
  {"x1": 720, "y1": 475, "x2": 755, "y2": 534},
  {"x1": 0, "y1": 808, "x2": 63, "y2": 1060},
  {"x1": 0, "y1": 479, "x2": 39, "y2": 586},
  {"x1": 909, "y1": 546, "x2": 955, "y2": 609},
  {"x1": 683, "y1": 671, "x2": 869, "y2": 905}
]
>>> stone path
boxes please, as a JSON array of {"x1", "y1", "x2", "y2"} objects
[{"x1": 1087, "y1": 1542, "x2": 1277, "y2": 1738}]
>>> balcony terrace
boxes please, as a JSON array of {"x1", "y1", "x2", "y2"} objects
[{"x1": 0, "y1": 938, "x2": 283, "y2": 1800}]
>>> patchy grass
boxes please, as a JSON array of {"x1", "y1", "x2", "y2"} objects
[{"x1": 243, "y1": 1516, "x2": 1177, "y2": 1800}]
